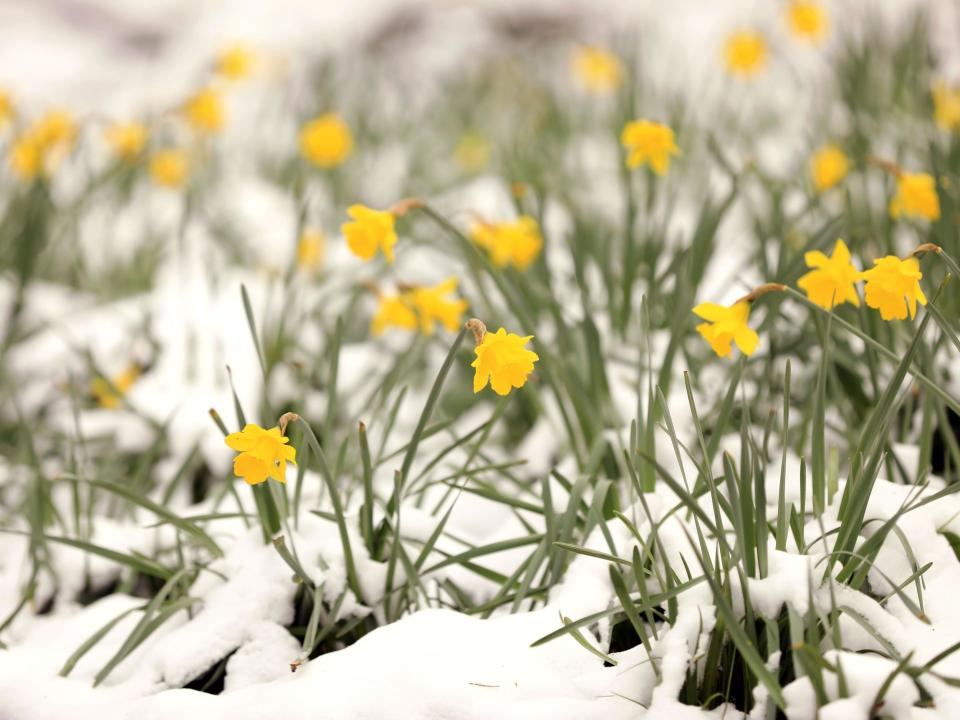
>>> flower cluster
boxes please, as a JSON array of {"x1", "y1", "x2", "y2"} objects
[
  {"x1": 8, "y1": 110, "x2": 77, "y2": 181},
  {"x1": 225, "y1": 424, "x2": 297, "y2": 485},
  {"x1": 372, "y1": 278, "x2": 469, "y2": 337}
]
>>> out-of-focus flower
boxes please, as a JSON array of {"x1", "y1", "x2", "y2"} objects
[
  {"x1": 471, "y1": 217, "x2": 542, "y2": 270},
  {"x1": 33, "y1": 110, "x2": 76, "y2": 149},
  {"x1": 471, "y1": 326, "x2": 539, "y2": 396},
  {"x1": 724, "y1": 31, "x2": 768, "y2": 78},
  {"x1": 216, "y1": 43, "x2": 257, "y2": 80},
  {"x1": 454, "y1": 132, "x2": 491, "y2": 173},
  {"x1": 859, "y1": 256, "x2": 927, "y2": 320},
  {"x1": 149, "y1": 149, "x2": 188, "y2": 188},
  {"x1": 9, "y1": 135, "x2": 43, "y2": 180},
  {"x1": 797, "y1": 239, "x2": 860, "y2": 309},
  {"x1": 810, "y1": 144, "x2": 849, "y2": 192},
  {"x1": 225, "y1": 424, "x2": 297, "y2": 485},
  {"x1": 183, "y1": 88, "x2": 225, "y2": 134},
  {"x1": 343, "y1": 205, "x2": 397, "y2": 262},
  {"x1": 787, "y1": 1, "x2": 829, "y2": 43},
  {"x1": 890, "y1": 172, "x2": 940, "y2": 222},
  {"x1": 692, "y1": 301, "x2": 758, "y2": 358},
  {"x1": 621, "y1": 119, "x2": 679, "y2": 175},
  {"x1": 297, "y1": 228, "x2": 325, "y2": 271},
  {"x1": 572, "y1": 46, "x2": 623, "y2": 93},
  {"x1": 0, "y1": 91, "x2": 13, "y2": 126},
  {"x1": 90, "y1": 364, "x2": 141, "y2": 409},
  {"x1": 300, "y1": 113, "x2": 353, "y2": 168},
  {"x1": 933, "y1": 81, "x2": 960, "y2": 132},
  {"x1": 412, "y1": 278, "x2": 469, "y2": 335},
  {"x1": 105, "y1": 121, "x2": 148, "y2": 162},
  {"x1": 372, "y1": 294, "x2": 418, "y2": 335}
]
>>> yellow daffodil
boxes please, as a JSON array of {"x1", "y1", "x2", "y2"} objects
[
  {"x1": 105, "y1": 121, "x2": 148, "y2": 162},
  {"x1": 810, "y1": 144, "x2": 849, "y2": 192},
  {"x1": 890, "y1": 172, "x2": 940, "y2": 222},
  {"x1": 9, "y1": 135, "x2": 43, "y2": 181},
  {"x1": 149, "y1": 149, "x2": 188, "y2": 188},
  {"x1": 343, "y1": 204, "x2": 397, "y2": 262},
  {"x1": 859, "y1": 256, "x2": 927, "y2": 320},
  {"x1": 471, "y1": 217, "x2": 542, "y2": 270},
  {"x1": 724, "y1": 31, "x2": 768, "y2": 78},
  {"x1": 934, "y1": 82, "x2": 960, "y2": 131},
  {"x1": 621, "y1": 119, "x2": 680, "y2": 175},
  {"x1": 216, "y1": 43, "x2": 257, "y2": 80},
  {"x1": 787, "y1": 1, "x2": 828, "y2": 43},
  {"x1": 183, "y1": 88, "x2": 225, "y2": 134},
  {"x1": 90, "y1": 364, "x2": 141, "y2": 409},
  {"x1": 454, "y1": 132, "x2": 491, "y2": 173},
  {"x1": 412, "y1": 278, "x2": 469, "y2": 335},
  {"x1": 797, "y1": 239, "x2": 860, "y2": 309},
  {"x1": 225, "y1": 423, "x2": 297, "y2": 485},
  {"x1": 692, "y1": 301, "x2": 759, "y2": 358},
  {"x1": 572, "y1": 46, "x2": 623, "y2": 93},
  {"x1": 297, "y1": 228, "x2": 325, "y2": 271},
  {"x1": 471, "y1": 326, "x2": 539, "y2": 396},
  {"x1": 372, "y1": 294, "x2": 418, "y2": 335},
  {"x1": 0, "y1": 91, "x2": 13, "y2": 126},
  {"x1": 300, "y1": 113, "x2": 353, "y2": 168},
  {"x1": 32, "y1": 110, "x2": 76, "y2": 149}
]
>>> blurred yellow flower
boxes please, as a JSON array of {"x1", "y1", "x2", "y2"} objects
[
  {"x1": 621, "y1": 119, "x2": 679, "y2": 175},
  {"x1": 9, "y1": 135, "x2": 43, "y2": 181},
  {"x1": 90, "y1": 364, "x2": 141, "y2": 410},
  {"x1": 297, "y1": 228, "x2": 325, "y2": 271},
  {"x1": 471, "y1": 327, "x2": 539, "y2": 396},
  {"x1": 810, "y1": 144, "x2": 849, "y2": 192},
  {"x1": 372, "y1": 294, "x2": 418, "y2": 335},
  {"x1": 149, "y1": 149, "x2": 188, "y2": 188},
  {"x1": 32, "y1": 110, "x2": 76, "y2": 149},
  {"x1": 692, "y1": 301, "x2": 758, "y2": 358},
  {"x1": 0, "y1": 91, "x2": 13, "y2": 126},
  {"x1": 787, "y1": 1, "x2": 829, "y2": 43},
  {"x1": 471, "y1": 217, "x2": 542, "y2": 270},
  {"x1": 183, "y1": 88, "x2": 225, "y2": 134},
  {"x1": 724, "y1": 31, "x2": 767, "y2": 78},
  {"x1": 933, "y1": 81, "x2": 960, "y2": 132},
  {"x1": 797, "y1": 239, "x2": 860, "y2": 309},
  {"x1": 300, "y1": 113, "x2": 353, "y2": 168},
  {"x1": 454, "y1": 132, "x2": 491, "y2": 173},
  {"x1": 225, "y1": 423, "x2": 297, "y2": 485},
  {"x1": 890, "y1": 172, "x2": 940, "y2": 222},
  {"x1": 412, "y1": 278, "x2": 469, "y2": 335},
  {"x1": 216, "y1": 43, "x2": 257, "y2": 80},
  {"x1": 859, "y1": 256, "x2": 927, "y2": 320},
  {"x1": 105, "y1": 121, "x2": 148, "y2": 162},
  {"x1": 572, "y1": 46, "x2": 623, "y2": 93},
  {"x1": 343, "y1": 204, "x2": 397, "y2": 262}
]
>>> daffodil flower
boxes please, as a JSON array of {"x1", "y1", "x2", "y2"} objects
[
  {"x1": 470, "y1": 325, "x2": 539, "y2": 396},
  {"x1": 412, "y1": 278, "x2": 469, "y2": 335},
  {"x1": 692, "y1": 301, "x2": 759, "y2": 358},
  {"x1": 859, "y1": 256, "x2": 927, "y2": 321},
  {"x1": 787, "y1": 1, "x2": 829, "y2": 43},
  {"x1": 797, "y1": 239, "x2": 860, "y2": 309},
  {"x1": 225, "y1": 424, "x2": 297, "y2": 485},
  {"x1": 343, "y1": 205, "x2": 397, "y2": 262},
  {"x1": 572, "y1": 46, "x2": 623, "y2": 93},
  {"x1": 300, "y1": 113, "x2": 353, "y2": 168},
  {"x1": 724, "y1": 31, "x2": 767, "y2": 78},
  {"x1": 810, "y1": 144, "x2": 849, "y2": 193},
  {"x1": 183, "y1": 88, "x2": 225, "y2": 134},
  {"x1": 621, "y1": 120, "x2": 680, "y2": 175},
  {"x1": 471, "y1": 217, "x2": 542, "y2": 270},
  {"x1": 890, "y1": 172, "x2": 941, "y2": 222}
]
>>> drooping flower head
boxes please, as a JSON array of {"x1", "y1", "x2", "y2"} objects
[
  {"x1": 889, "y1": 172, "x2": 940, "y2": 222},
  {"x1": 797, "y1": 239, "x2": 860, "y2": 309},
  {"x1": 621, "y1": 120, "x2": 680, "y2": 175},
  {"x1": 183, "y1": 88, "x2": 225, "y2": 134},
  {"x1": 724, "y1": 30, "x2": 768, "y2": 78},
  {"x1": 787, "y1": 1, "x2": 829, "y2": 43},
  {"x1": 372, "y1": 294, "x2": 418, "y2": 335},
  {"x1": 105, "y1": 121, "x2": 148, "y2": 162},
  {"x1": 572, "y1": 46, "x2": 623, "y2": 93},
  {"x1": 343, "y1": 204, "x2": 397, "y2": 262},
  {"x1": 471, "y1": 216, "x2": 543, "y2": 270},
  {"x1": 934, "y1": 81, "x2": 960, "y2": 132},
  {"x1": 297, "y1": 228, "x2": 325, "y2": 272},
  {"x1": 810, "y1": 144, "x2": 849, "y2": 192},
  {"x1": 216, "y1": 43, "x2": 258, "y2": 80},
  {"x1": 859, "y1": 256, "x2": 927, "y2": 321},
  {"x1": 225, "y1": 424, "x2": 297, "y2": 485},
  {"x1": 300, "y1": 113, "x2": 353, "y2": 168},
  {"x1": 692, "y1": 301, "x2": 759, "y2": 358},
  {"x1": 150, "y1": 149, "x2": 188, "y2": 188},
  {"x1": 470, "y1": 323, "x2": 539, "y2": 396},
  {"x1": 412, "y1": 278, "x2": 469, "y2": 335}
]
